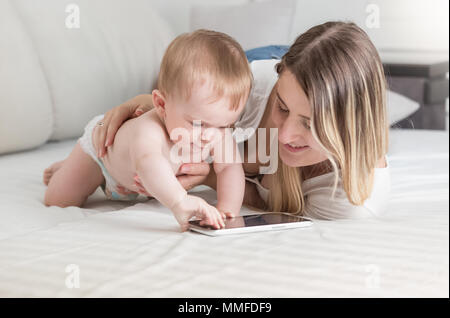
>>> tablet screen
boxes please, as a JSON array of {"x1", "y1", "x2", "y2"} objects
[{"x1": 189, "y1": 213, "x2": 309, "y2": 230}]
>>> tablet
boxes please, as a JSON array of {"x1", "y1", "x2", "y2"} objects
[{"x1": 188, "y1": 212, "x2": 312, "y2": 236}]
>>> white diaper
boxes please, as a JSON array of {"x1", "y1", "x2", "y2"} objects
[{"x1": 78, "y1": 115, "x2": 138, "y2": 201}]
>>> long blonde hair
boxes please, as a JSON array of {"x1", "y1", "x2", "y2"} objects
[{"x1": 268, "y1": 21, "x2": 389, "y2": 214}]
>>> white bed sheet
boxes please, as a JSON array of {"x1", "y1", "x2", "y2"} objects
[{"x1": 0, "y1": 129, "x2": 448, "y2": 297}]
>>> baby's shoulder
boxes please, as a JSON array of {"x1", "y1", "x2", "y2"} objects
[
  {"x1": 134, "y1": 111, "x2": 166, "y2": 137},
  {"x1": 126, "y1": 111, "x2": 167, "y2": 150}
]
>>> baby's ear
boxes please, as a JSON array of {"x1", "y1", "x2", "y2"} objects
[{"x1": 152, "y1": 89, "x2": 166, "y2": 117}]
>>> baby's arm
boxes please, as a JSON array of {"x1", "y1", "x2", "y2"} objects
[
  {"x1": 135, "y1": 150, "x2": 187, "y2": 210},
  {"x1": 213, "y1": 137, "x2": 245, "y2": 217},
  {"x1": 131, "y1": 136, "x2": 224, "y2": 230}
]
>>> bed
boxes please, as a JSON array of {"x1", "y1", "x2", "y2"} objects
[{"x1": 0, "y1": 129, "x2": 448, "y2": 297}]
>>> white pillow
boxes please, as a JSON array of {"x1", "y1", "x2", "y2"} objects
[
  {"x1": 0, "y1": 0, "x2": 53, "y2": 154},
  {"x1": 387, "y1": 90, "x2": 420, "y2": 125},
  {"x1": 190, "y1": 0, "x2": 296, "y2": 51},
  {"x1": 12, "y1": 0, "x2": 174, "y2": 141}
]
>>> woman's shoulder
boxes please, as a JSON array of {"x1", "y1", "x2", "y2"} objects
[
  {"x1": 303, "y1": 155, "x2": 390, "y2": 189},
  {"x1": 249, "y1": 59, "x2": 280, "y2": 95},
  {"x1": 233, "y1": 59, "x2": 279, "y2": 141},
  {"x1": 303, "y1": 156, "x2": 391, "y2": 219}
]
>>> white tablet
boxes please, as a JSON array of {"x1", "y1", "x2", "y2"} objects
[{"x1": 188, "y1": 212, "x2": 313, "y2": 236}]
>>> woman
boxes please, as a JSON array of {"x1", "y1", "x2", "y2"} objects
[{"x1": 53, "y1": 21, "x2": 390, "y2": 219}]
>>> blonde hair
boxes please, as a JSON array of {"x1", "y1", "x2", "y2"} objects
[
  {"x1": 157, "y1": 29, "x2": 252, "y2": 110},
  {"x1": 268, "y1": 21, "x2": 389, "y2": 214}
]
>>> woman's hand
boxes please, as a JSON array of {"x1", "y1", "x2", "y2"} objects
[
  {"x1": 93, "y1": 94, "x2": 153, "y2": 158},
  {"x1": 133, "y1": 162, "x2": 212, "y2": 196}
]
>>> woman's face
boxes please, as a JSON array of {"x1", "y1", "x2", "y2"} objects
[{"x1": 271, "y1": 69, "x2": 328, "y2": 168}]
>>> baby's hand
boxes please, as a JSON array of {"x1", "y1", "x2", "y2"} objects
[
  {"x1": 172, "y1": 195, "x2": 225, "y2": 232},
  {"x1": 218, "y1": 211, "x2": 235, "y2": 220}
]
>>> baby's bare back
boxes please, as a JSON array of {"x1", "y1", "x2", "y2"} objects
[{"x1": 101, "y1": 110, "x2": 179, "y2": 192}]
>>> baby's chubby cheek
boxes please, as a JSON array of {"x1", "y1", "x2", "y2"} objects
[
  {"x1": 168, "y1": 124, "x2": 224, "y2": 152},
  {"x1": 201, "y1": 127, "x2": 221, "y2": 144},
  {"x1": 204, "y1": 128, "x2": 230, "y2": 152}
]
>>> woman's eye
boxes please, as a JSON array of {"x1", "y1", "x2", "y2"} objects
[
  {"x1": 277, "y1": 101, "x2": 289, "y2": 113},
  {"x1": 303, "y1": 121, "x2": 311, "y2": 130}
]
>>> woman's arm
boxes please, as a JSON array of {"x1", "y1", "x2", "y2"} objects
[{"x1": 93, "y1": 94, "x2": 153, "y2": 157}]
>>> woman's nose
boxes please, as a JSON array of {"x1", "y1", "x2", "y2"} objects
[{"x1": 278, "y1": 116, "x2": 302, "y2": 144}]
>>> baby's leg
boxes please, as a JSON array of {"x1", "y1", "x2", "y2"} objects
[
  {"x1": 43, "y1": 160, "x2": 65, "y2": 185},
  {"x1": 44, "y1": 142, "x2": 104, "y2": 207}
]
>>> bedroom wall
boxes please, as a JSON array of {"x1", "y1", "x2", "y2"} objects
[
  {"x1": 146, "y1": 0, "x2": 248, "y2": 38},
  {"x1": 289, "y1": 0, "x2": 449, "y2": 53},
  {"x1": 149, "y1": 0, "x2": 449, "y2": 53}
]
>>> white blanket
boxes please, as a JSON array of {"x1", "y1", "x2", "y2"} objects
[{"x1": 0, "y1": 129, "x2": 448, "y2": 297}]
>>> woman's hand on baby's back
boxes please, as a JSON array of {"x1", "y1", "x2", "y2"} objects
[{"x1": 93, "y1": 94, "x2": 153, "y2": 158}]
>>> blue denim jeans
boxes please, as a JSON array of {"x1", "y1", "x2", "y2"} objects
[{"x1": 245, "y1": 45, "x2": 290, "y2": 63}]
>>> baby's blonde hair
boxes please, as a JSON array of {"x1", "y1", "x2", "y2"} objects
[{"x1": 157, "y1": 29, "x2": 253, "y2": 110}]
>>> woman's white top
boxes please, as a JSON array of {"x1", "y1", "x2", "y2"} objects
[{"x1": 234, "y1": 59, "x2": 391, "y2": 220}]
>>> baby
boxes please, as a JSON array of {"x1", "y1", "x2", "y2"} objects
[{"x1": 44, "y1": 30, "x2": 253, "y2": 231}]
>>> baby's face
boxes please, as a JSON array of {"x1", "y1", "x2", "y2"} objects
[{"x1": 163, "y1": 82, "x2": 246, "y2": 153}]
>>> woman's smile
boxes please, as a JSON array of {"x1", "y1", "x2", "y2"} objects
[{"x1": 283, "y1": 143, "x2": 310, "y2": 153}]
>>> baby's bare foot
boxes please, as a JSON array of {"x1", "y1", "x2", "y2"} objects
[{"x1": 43, "y1": 160, "x2": 65, "y2": 186}]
